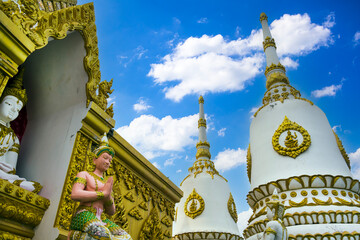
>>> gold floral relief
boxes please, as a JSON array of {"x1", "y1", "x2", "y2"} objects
[
  {"x1": 184, "y1": 189, "x2": 205, "y2": 219},
  {"x1": 272, "y1": 116, "x2": 311, "y2": 158},
  {"x1": 333, "y1": 130, "x2": 351, "y2": 169},
  {"x1": 227, "y1": 193, "x2": 238, "y2": 223},
  {"x1": 246, "y1": 144, "x2": 251, "y2": 183}
]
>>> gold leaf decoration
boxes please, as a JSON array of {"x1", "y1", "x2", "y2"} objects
[
  {"x1": 227, "y1": 193, "x2": 238, "y2": 223},
  {"x1": 333, "y1": 130, "x2": 351, "y2": 169},
  {"x1": 272, "y1": 116, "x2": 311, "y2": 158},
  {"x1": 246, "y1": 144, "x2": 251, "y2": 183},
  {"x1": 139, "y1": 207, "x2": 164, "y2": 240},
  {"x1": 184, "y1": 189, "x2": 205, "y2": 219}
]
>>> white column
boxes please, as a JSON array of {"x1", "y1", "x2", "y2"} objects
[{"x1": 260, "y1": 13, "x2": 280, "y2": 67}]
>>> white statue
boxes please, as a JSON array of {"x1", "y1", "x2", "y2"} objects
[
  {"x1": 257, "y1": 189, "x2": 288, "y2": 240},
  {"x1": 0, "y1": 68, "x2": 41, "y2": 193}
]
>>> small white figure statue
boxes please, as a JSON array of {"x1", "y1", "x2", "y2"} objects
[
  {"x1": 257, "y1": 189, "x2": 288, "y2": 240},
  {"x1": 0, "y1": 68, "x2": 41, "y2": 193}
]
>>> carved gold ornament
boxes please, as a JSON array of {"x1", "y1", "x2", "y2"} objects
[
  {"x1": 184, "y1": 189, "x2": 205, "y2": 219},
  {"x1": 0, "y1": 1, "x2": 114, "y2": 114},
  {"x1": 333, "y1": 130, "x2": 351, "y2": 169},
  {"x1": 246, "y1": 144, "x2": 251, "y2": 183},
  {"x1": 227, "y1": 193, "x2": 238, "y2": 223},
  {"x1": 272, "y1": 116, "x2": 311, "y2": 158},
  {"x1": 174, "y1": 231, "x2": 242, "y2": 240},
  {"x1": 263, "y1": 36, "x2": 276, "y2": 51}
]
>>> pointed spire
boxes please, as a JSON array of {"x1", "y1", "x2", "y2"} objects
[
  {"x1": 260, "y1": 13, "x2": 289, "y2": 89},
  {"x1": 196, "y1": 95, "x2": 211, "y2": 161},
  {"x1": 198, "y1": 95, "x2": 207, "y2": 142}
]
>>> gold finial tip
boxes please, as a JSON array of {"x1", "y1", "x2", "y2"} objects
[
  {"x1": 198, "y1": 95, "x2": 204, "y2": 104},
  {"x1": 260, "y1": 12, "x2": 268, "y2": 22}
]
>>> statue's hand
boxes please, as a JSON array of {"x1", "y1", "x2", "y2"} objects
[{"x1": 103, "y1": 177, "x2": 113, "y2": 200}]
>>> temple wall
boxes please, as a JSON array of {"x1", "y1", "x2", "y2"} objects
[{"x1": 18, "y1": 31, "x2": 89, "y2": 239}]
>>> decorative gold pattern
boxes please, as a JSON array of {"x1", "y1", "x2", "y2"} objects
[
  {"x1": 0, "y1": 230, "x2": 31, "y2": 240},
  {"x1": 265, "y1": 63, "x2": 286, "y2": 76},
  {"x1": 266, "y1": 72, "x2": 289, "y2": 89},
  {"x1": 174, "y1": 231, "x2": 242, "y2": 240},
  {"x1": 264, "y1": 227, "x2": 276, "y2": 234},
  {"x1": 246, "y1": 144, "x2": 251, "y2": 183},
  {"x1": 260, "y1": 12, "x2": 268, "y2": 22},
  {"x1": 253, "y1": 84, "x2": 313, "y2": 118},
  {"x1": 333, "y1": 130, "x2": 351, "y2": 169},
  {"x1": 184, "y1": 189, "x2": 205, "y2": 219},
  {"x1": 247, "y1": 174, "x2": 360, "y2": 208},
  {"x1": 272, "y1": 116, "x2": 311, "y2": 158},
  {"x1": 54, "y1": 132, "x2": 90, "y2": 230},
  {"x1": 198, "y1": 95, "x2": 204, "y2": 104},
  {"x1": 139, "y1": 207, "x2": 164, "y2": 240},
  {"x1": 0, "y1": 179, "x2": 50, "y2": 229},
  {"x1": 263, "y1": 37, "x2": 276, "y2": 51},
  {"x1": 288, "y1": 232, "x2": 360, "y2": 240},
  {"x1": 128, "y1": 207, "x2": 143, "y2": 220},
  {"x1": 198, "y1": 118, "x2": 206, "y2": 128},
  {"x1": 227, "y1": 193, "x2": 238, "y2": 222},
  {"x1": 195, "y1": 148, "x2": 211, "y2": 160},
  {"x1": 196, "y1": 141, "x2": 210, "y2": 148},
  {"x1": 188, "y1": 159, "x2": 227, "y2": 181},
  {"x1": 0, "y1": 1, "x2": 113, "y2": 112},
  {"x1": 244, "y1": 209, "x2": 360, "y2": 239}
]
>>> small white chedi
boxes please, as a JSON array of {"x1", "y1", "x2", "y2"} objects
[
  {"x1": 173, "y1": 96, "x2": 241, "y2": 240},
  {"x1": 0, "y1": 68, "x2": 41, "y2": 193}
]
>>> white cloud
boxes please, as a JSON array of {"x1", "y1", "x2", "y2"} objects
[
  {"x1": 311, "y1": 83, "x2": 342, "y2": 98},
  {"x1": 332, "y1": 125, "x2": 342, "y2": 132},
  {"x1": 173, "y1": 17, "x2": 181, "y2": 25},
  {"x1": 197, "y1": 17, "x2": 208, "y2": 24},
  {"x1": 280, "y1": 57, "x2": 299, "y2": 69},
  {"x1": 350, "y1": 148, "x2": 360, "y2": 165},
  {"x1": 217, "y1": 128, "x2": 226, "y2": 137},
  {"x1": 164, "y1": 154, "x2": 180, "y2": 167},
  {"x1": 107, "y1": 96, "x2": 116, "y2": 107},
  {"x1": 237, "y1": 208, "x2": 253, "y2": 236},
  {"x1": 116, "y1": 114, "x2": 199, "y2": 159},
  {"x1": 148, "y1": 13, "x2": 334, "y2": 102},
  {"x1": 152, "y1": 162, "x2": 161, "y2": 169},
  {"x1": 270, "y1": 13, "x2": 334, "y2": 56},
  {"x1": 133, "y1": 98, "x2": 152, "y2": 113},
  {"x1": 214, "y1": 148, "x2": 247, "y2": 172},
  {"x1": 354, "y1": 31, "x2": 360, "y2": 46},
  {"x1": 323, "y1": 12, "x2": 335, "y2": 28},
  {"x1": 235, "y1": 26, "x2": 241, "y2": 37},
  {"x1": 135, "y1": 46, "x2": 148, "y2": 60},
  {"x1": 176, "y1": 169, "x2": 182, "y2": 173},
  {"x1": 249, "y1": 106, "x2": 259, "y2": 119},
  {"x1": 350, "y1": 148, "x2": 360, "y2": 180}
]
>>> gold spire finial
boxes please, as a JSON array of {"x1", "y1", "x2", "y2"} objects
[
  {"x1": 260, "y1": 12, "x2": 268, "y2": 22},
  {"x1": 199, "y1": 95, "x2": 204, "y2": 104}
]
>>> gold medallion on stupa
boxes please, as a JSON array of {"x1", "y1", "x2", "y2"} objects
[
  {"x1": 184, "y1": 188, "x2": 205, "y2": 219},
  {"x1": 272, "y1": 116, "x2": 311, "y2": 158}
]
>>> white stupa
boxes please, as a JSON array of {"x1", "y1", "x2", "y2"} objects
[
  {"x1": 173, "y1": 96, "x2": 242, "y2": 240},
  {"x1": 243, "y1": 13, "x2": 360, "y2": 239}
]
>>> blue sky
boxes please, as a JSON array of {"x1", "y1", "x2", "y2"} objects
[{"x1": 79, "y1": 0, "x2": 360, "y2": 233}]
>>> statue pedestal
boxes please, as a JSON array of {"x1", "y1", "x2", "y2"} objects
[{"x1": 0, "y1": 179, "x2": 50, "y2": 239}]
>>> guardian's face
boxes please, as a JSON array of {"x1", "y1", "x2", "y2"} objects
[
  {"x1": 0, "y1": 95, "x2": 23, "y2": 123},
  {"x1": 93, "y1": 152, "x2": 113, "y2": 172}
]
